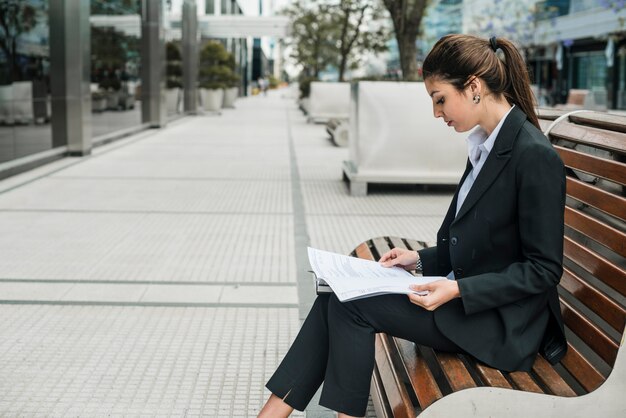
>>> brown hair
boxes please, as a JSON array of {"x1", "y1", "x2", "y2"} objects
[{"x1": 422, "y1": 34, "x2": 539, "y2": 130}]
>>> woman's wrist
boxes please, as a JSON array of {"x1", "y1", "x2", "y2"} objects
[{"x1": 415, "y1": 251, "x2": 423, "y2": 272}]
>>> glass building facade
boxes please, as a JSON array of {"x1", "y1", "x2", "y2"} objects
[
  {"x1": 0, "y1": 0, "x2": 255, "y2": 177},
  {"x1": 0, "y1": 0, "x2": 52, "y2": 164}
]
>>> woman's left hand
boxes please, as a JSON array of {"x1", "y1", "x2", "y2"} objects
[{"x1": 408, "y1": 280, "x2": 461, "y2": 311}]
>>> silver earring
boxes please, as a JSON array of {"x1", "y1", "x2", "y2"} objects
[{"x1": 473, "y1": 94, "x2": 481, "y2": 104}]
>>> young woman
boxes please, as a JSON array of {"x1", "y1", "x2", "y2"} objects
[{"x1": 258, "y1": 34, "x2": 567, "y2": 418}]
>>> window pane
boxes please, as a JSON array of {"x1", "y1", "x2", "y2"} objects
[
  {"x1": 0, "y1": 0, "x2": 52, "y2": 163},
  {"x1": 90, "y1": 0, "x2": 142, "y2": 139}
]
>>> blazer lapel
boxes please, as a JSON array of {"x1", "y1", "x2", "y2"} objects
[{"x1": 453, "y1": 107, "x2": 527, "y2": 223}]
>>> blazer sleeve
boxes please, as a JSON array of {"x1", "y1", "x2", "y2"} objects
[{"x1": 457, "y1": 137, "x2": 566, "y2": 315}]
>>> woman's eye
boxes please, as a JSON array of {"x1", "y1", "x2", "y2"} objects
[{"x1": 436, "y1": 97, "x2": 445, "y2": 105}]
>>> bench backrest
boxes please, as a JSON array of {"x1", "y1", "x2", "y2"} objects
[{"x1": 539, "y1": 110, "x2": 626, "y2": 393}]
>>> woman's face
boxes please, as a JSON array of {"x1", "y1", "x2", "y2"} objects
[{"x1": 424, "y1": 78, "x2": 478, "y2": 133}]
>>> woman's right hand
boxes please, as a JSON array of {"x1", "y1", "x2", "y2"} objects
[{"x1": 379, "y1": 248, "x2": 418, "y2": 271}]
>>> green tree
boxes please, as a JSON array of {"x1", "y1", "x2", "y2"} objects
[
  {"x1": 283, "y1": 0, "x2": 390, "y2": 81},
  {"x1": 0, "y1": 0, "x2": 37, "y2": 82},
  {"x1": 332, "y1": 0, "x2": 390, "y2": 81},
  {"x1": 282, "y1": 0, "x2": 335, "y2": 78},
  {"x1": 382, "y1": 0, "x2": 430, "y2": 81}
]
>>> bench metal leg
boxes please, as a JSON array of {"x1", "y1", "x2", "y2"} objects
[{"x1": 350, "y1": 180, "x2": 367, "y2": 196}]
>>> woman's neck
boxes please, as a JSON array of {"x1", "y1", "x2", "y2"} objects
[{"x1": 480, "y1": 100, "x2": 513, "y2": 136}]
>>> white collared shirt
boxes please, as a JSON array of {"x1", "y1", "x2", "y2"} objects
[{"x1": 455, "y1": 105, "x2": 515, "y2": 216}]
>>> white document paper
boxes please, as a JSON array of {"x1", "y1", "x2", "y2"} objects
[{"x1": 307, "y1": 247, "x2": 444, "y2": 302}]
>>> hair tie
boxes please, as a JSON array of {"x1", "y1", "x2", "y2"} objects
[{"x1": 489, "y1": 36, "x2": 498, "y2": 52}]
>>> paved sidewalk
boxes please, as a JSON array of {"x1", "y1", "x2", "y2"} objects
[{"x1": 0, "y1": 89, "x2": 453, "y2": 417}]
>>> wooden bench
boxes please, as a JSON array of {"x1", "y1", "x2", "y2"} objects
[{"x1": 352, "y1": 110, "x2": 626, "y2": 417}]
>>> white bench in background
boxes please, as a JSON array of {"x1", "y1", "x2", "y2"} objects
[
  {"x1": 307, "y1": 81, "x2": 350, "y2": 124},
  {"x1": 342, "y1": 81, "x2": 467, "y2": 196}
]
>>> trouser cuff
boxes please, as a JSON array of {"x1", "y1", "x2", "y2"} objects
[
  {"x1": 319, "y1": 381, "x2": 369, "y2": 417},
  {"x1": 266, "y1": 369, "x2": 316, "y2": 411}
]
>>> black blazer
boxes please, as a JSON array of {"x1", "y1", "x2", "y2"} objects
[{"x1": 419, "y1": 106, "x2": 567, "y2": 372}]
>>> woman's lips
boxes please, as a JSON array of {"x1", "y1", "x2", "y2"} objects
[{"x1": 446, "y1": 120, "x2": 453, "y2": 127}]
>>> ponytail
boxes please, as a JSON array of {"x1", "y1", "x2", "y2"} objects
[
  {"x1": 495, "y1": 38, "x2": 539, "y2": 130},
  {"x1": 423, "y1": 34, "x2": 540, "y2": 130}
]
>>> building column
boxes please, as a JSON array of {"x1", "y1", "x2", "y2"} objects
[
  {"x1": 141, "y1": 0, "x2": 167, "y2": 127},
  {"x1": 49, "y1": 0, "x2": 91, "y2": 155},
  {"x1": 182, "y1": 0, "x2": 199, "y2": 114}
]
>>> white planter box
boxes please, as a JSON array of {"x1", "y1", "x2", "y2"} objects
[
  {"x1": 166, "y1": 88, "x2": 181, "y2": 114},
  {"x1": 222, "y1": 87, "x2": 238, "y2": 108},
  {"x1": 343, "y1": 81, "x2": 468, "y2": 195},
  {"x1": 201, "y1": 88, "x2": 224, "y2": 112}
]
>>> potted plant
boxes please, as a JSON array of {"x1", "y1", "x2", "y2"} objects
[
  {"x1": 166, "y1": 41, "x2": 183, "y2": 114},
  {"x1": 91, "y1": 90, "x2": 107, "y2": 112},
  {"x1": 198, "y1": 41, "x2": 235, "y2": 112},
  {"x1": 222, "y1": 53, "x2": 240, "y2": 108},
  {"x1": 100, "y1": 77, "x2": 122, "y2": 110}
]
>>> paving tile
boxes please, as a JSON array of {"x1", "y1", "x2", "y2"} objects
[
  {"x1": 140, "y1": 284, "x2": 223, "y2": 304},
  {"x1": 219, "y1": 285, "x2": 297, "y2": 305}
]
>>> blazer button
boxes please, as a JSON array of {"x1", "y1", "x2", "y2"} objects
[
  {"x1": 450, "y1": 237, "x2": 458, "y2": 245},
  {"x1": 455, "y1": 268, "x2": 463, "y2": 277}
]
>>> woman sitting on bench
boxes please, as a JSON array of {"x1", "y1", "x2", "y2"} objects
[{"x1": 258, "y1": 34, "x2": 568, "y2": 418}]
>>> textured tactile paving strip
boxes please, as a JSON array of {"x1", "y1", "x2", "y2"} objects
[{"x1": 0, "y1": 305, "x2": 304, "y2": 417}]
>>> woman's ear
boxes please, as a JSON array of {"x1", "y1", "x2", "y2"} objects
[{"x1": 467, "y1": 76, "x2": 482, "y2": 95}]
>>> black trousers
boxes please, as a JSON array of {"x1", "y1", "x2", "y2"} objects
[{"x1": 266, "y1": 293, "x2": 463, "y2": 417}]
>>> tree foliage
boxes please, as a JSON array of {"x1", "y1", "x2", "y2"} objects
[
  {"x1": 166, "y1": 41, "x2": 183, "y2": 89},
  {"x1": 469, "y1": 0, "x2": 535, "y2": 47},
  {"x1": 282, "y1": 0, "x2": 390, "y2": 81},
  {"x1": 382, "y1": 0, "x2": 429, "y2": 81},
  {"x1": 198, "y1": 41, "x2": 239, "y2": 90}
]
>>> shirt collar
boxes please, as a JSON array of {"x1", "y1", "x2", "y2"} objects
[{"x1": 465, "y1": 105, "x2": 515, "y2": 167}]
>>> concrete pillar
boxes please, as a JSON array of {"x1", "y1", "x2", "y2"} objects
[
  {"x1": 49, "y1": 0, "x2": 91, "y2": 155},
  {"x1": 182, "y1": 0, "x2": 199, "y2": 114},
  {"x1": 141, "y1": 0, "x2": 167, "y2": 127}
]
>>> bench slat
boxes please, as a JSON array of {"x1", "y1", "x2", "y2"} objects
[
  {"x1": 392, "y1": 337, "x2": 443, "y2": 409},
  {"x1": 375, "y1": 334, "x2": 415, "y2": 418},
  {"x1": 433, "y1": 352, "x2": 477, "y2": 391},
  {"x1": 565, "y1": 206, "x2": 626, "y2": 257},
  {"x1": 403, "y1": 238, "x2": 427, "y2": 252},
  {"x1": 569, "y1": 112, "x2": 626, "y2": 133},
  {"x1": 472, "y1": 362, "x2": 513, "y2": 389},
  {"x1": 560, "y1": 298, "x2": 619, "y2": 365},
  {"x1": 550, "y1": 121, "x2": 626, "y2": 153},
  {"x1": 565, "y1": 177, "x2": 626, "y2": 220},
  {"x1": 388, "y1": 236, "x2": 408, "y2": 251},
  {"x1": 355, "y1": 241, "x2": 375, "y2": 261},
  {"x1": 560, "y1": 342, "x2": 606, "y2": 393},
  {"x1": 557, "y1": 145, "x2": 626, "y2": 186},
  {"x1": 371, "y1": 367, "x2": 393, "y2": 418},
  {"x1": 531, "y1": 355, "x2": 577, "y2": 397},
  {"x1": 560, "y1": 267, "x2": 626, "y2": 332},
  {"x1": 563, "y1": 236, "x2": 626, "y2": 297},
  {"x1": 372, "y1": 237, "x2": 392, "y2": 260},
  {"x1": 508, "y1": 371, "x2": 545, "y2": 393}
]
